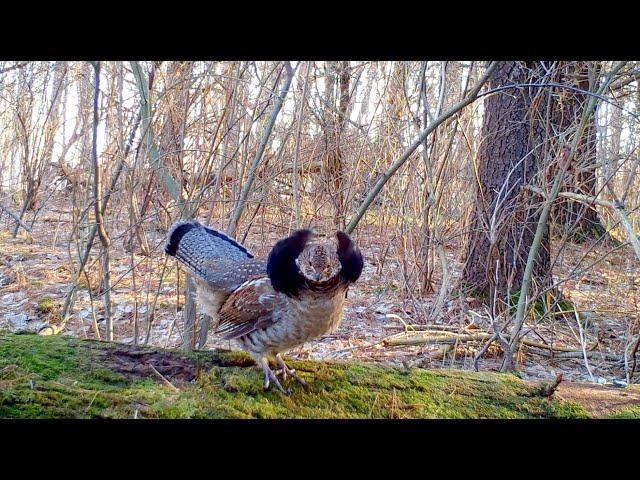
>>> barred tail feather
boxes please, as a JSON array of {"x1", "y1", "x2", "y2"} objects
[{"x1": 165, "y1": 221, "x2": 253, "y2": 280}]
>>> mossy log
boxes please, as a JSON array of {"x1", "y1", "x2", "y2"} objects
[{"x1": 0, "y1": 332, "x2": 637, "y2": 419}]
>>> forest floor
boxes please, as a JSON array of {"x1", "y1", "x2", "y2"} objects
[
  {"x1": 2, "y1": 331, "x2": 639, "y2": 418},
  {"x1": 1, "y1": 196, "x2": 639, "y2": 400}
]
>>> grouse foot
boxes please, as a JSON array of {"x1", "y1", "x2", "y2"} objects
[
  {"x1": 257, "y1": 357, "x2": 290, "y2": 396},
  {"x1": 275, "y1": 354, "x2": 308, "y2": 388}
]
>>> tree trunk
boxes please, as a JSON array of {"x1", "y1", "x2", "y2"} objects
[
  {"x1": 462, "y1": 62, "x2": 551, "y2": 302},
  {"x1": 323, "y1": 61, "x2": 350, "y2": 229},
  {"x1": 157, "y1": 62, "x2": 197, "y2": 349},
  {"x1": 551, "y1": 62, "x2": 608, "y2": 242},
  {"x1": 91, "y1": 62, "x2": 113, "y2": 341}
]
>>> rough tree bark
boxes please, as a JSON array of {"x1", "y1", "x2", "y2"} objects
[
  {"x1": 461, "y1": 61, "x2": 551, "y2": 301},
  {"x1": 551, "y1": 61, "x2": 609, "y2": 242}
]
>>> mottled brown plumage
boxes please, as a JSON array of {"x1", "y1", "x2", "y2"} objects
[{"x1": 165, "y1": 221, "x2": 363, "y2": 394}]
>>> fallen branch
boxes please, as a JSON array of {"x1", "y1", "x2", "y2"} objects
[
  {"x1": 38, "y1": 324, "x2": 64, "y2": 336},
  {"x1": 524, "y1": 184, "x2": 615, "y2": 209},
  {"x1": 0, "y1": 201, "x2": 32, "y2": 234},
  {"x1": 383, "y1": 330, "x2": 597, "y2": 353},
  {"x1": 384, "y1": 331, "x2": 494, "y2": 347},
  {"x1": 531, "y1": 350, "x2": 622, "y2": 362},
  {"x1": 381, "y1": 324, "x2": 471, "y2": 332}
]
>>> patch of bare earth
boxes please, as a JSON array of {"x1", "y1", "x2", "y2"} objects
[
  {"x1": 554, "y1": 382, "x2": 640, "y2": 417},
  {"x1": 91, "y1": 346, "x2": 214, "y2": 383}
]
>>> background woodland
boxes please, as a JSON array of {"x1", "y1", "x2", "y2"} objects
[{"x1": 1, "y1": 60, "x2": 639, "y2": 385}]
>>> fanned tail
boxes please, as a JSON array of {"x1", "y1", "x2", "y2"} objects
[{"x1": 165, "y1": 221, "x2": 253, "y2": 280}]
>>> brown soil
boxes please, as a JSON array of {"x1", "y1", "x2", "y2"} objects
[{"x1": 554, "y1": 382, "x2": 640, "y2": 417}]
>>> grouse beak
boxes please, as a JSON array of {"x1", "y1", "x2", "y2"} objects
[{"x1": 312, "y1": 271, "x2": 321, "y2": 281}]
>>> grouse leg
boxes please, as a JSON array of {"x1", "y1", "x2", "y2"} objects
[
  {"x1": 257, "y1": 356, "x2": 290, "y2": 396},
  {"x1": 275, "y1": 354, "x2": 308, "y2": 388}
]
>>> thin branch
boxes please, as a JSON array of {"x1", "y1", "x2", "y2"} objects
[{"x1": 345, "y1": 61, "x2": 499, "y2": 234}]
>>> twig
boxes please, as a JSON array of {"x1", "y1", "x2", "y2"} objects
[
  {"x1": 524, "y1": 185, "x2": 616, "y2": 209},
  {"x1": 345, "y1": 61, "x2": 499, "y2": 233},
  {"x1": 148, "y1": 363, "x2": 179, "y2": 392},
  {"x1": 226, "y1": 61, "x2": 297, "y2": 237},
  {"x1": 85, "y1": 390, "x2": 101, "y2": 413},
  {"x1": 385, "y1": 313, "x2": 415, "y2": 331},
  {"x1": 574, "y1": 305, "x2": 595, "y2": 382},
  {"x1": 524, "y1": 184, "x2": 640, "y2": 263},
  {"x1": 368, "y1": 392, "x2": 380, "y2": 418}
]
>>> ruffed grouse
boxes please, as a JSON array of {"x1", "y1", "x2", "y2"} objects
[{"x1": 165, "y1": 221, "x2": 363, "y2": 395}]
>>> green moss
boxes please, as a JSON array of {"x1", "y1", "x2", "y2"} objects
[
  {"x1": 373, "y1": 284, "x2": 399, "y2": 295},
  {"x1": 0, "y1": 332, "x2": 599, "y2": 419},
  {"x1": 37, "y1": 296, "x2": 56, "y2": 314},
  {"x1": 607, "y1": 406, "x2": 640, "y2": 419},
  {"x1": 509, "y1": 289, "x2": 574, "y2": 320}
]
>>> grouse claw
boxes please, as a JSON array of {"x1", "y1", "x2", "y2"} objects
[{"x1": 264, "y1": 369, "x2": 290, "y2": 396}]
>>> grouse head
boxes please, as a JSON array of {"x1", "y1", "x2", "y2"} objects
[{"x1": 267, "y1": 229, "x2": 363, "y2": 297}]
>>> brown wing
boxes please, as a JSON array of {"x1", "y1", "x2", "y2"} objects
[{"x1": 215, "y1": 276, "x2": 279, "y2": 339}]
